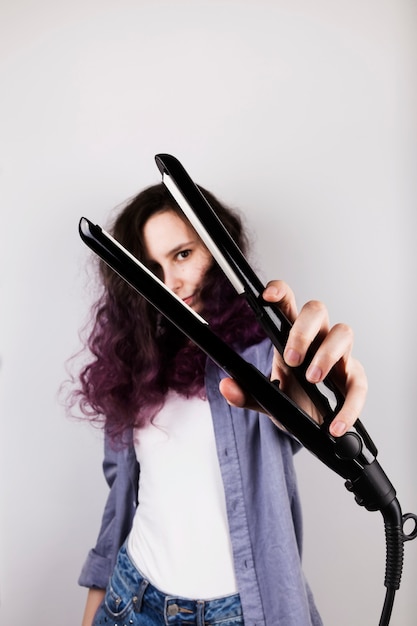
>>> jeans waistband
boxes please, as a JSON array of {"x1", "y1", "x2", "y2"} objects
[{"x1": 114, "y1": 543, "x2": 243, "y2": 625}]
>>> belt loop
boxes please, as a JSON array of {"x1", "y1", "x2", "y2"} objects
[{"x1": 133, "y1": 577, "x2": 149, "y2": 613}]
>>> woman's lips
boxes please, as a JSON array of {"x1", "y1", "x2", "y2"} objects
[{"x1": 182, "y1": 295, "x2": 194, "y2": 306}]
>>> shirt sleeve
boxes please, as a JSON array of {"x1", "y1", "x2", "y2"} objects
[{"x1": 78, "y1": 433, "x2": 139, "y2": 589}]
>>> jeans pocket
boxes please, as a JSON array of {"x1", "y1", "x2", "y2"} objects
[
  {"x1": 104, "y1": 583, "x2": 133, "y2": 619},
  {"x1": 101, "y1": 577, "x2": 135, "y2": 622}
]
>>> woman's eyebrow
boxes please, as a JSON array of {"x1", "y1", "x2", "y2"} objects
[
  {"x1": 145, "y1": 240, "x2": 195, "y2": 264},
  {"x1": 166, "y1": 240, "x2": 195, "y2": 258}
]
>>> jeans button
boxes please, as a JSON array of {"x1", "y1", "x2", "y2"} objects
[{"x1": 167, "y1": 603, "x2": 179, "y2": 616}]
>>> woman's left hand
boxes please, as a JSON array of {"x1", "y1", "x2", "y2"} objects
[{"x1": 219, "y1": 280, "x2": 368, "y2": 437}]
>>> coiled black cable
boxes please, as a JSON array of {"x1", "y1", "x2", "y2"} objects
[{"x1": 378, "y1": 501, "x2": 417, "y2": 625}]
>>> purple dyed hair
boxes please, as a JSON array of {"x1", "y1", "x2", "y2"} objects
[{"x1": 70, "y1": 183, "x2": 265, "y2": 445}]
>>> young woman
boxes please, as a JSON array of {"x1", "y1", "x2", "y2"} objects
[{"x1": 72, "y1": 183, "x2": 366, "y2": 626}]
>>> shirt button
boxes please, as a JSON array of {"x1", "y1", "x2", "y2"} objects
[{"x1": 167, "y1": 603, "x2": 179, "y2": 616}]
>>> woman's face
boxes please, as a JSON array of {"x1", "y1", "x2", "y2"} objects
[{"x1": 143, "y1": 209, "x2": 212, "y2": 313}]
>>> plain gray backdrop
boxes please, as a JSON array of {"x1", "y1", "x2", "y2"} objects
[{"x1": 1, "y1": 1, "x2": 416, "y2": 624}]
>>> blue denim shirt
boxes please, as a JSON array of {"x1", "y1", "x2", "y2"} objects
[{"x1": 79, "y1": 339, "x2": 322, "y2": 626}]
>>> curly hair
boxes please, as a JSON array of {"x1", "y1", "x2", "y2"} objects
[{"x1": 69, "y1": 183, "x2": 265, "y2": 445}]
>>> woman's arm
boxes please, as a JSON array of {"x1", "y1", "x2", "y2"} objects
[
  {"x1": 82, "y1": 588, "x2": 105, "y2": 626},
  {"x1": 78, "y1": 436, "x2": 138, "y2": 589}
]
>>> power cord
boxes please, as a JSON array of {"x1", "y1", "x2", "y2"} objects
[{"x1": 378, "y1": 503, "x2": 417, "y2": 625}]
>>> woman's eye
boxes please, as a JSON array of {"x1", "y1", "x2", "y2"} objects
[{"x1": 177, "y1": 249, "x2": 191, "y2": 260}]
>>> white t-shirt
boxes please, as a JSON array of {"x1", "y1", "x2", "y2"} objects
[{"x1": 128, "y1": 391, "x2": 238, "y2": 598}]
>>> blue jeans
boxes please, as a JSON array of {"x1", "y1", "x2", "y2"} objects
[{"x1": 93, "y1": 543, "x2": 244, "y2": 626}]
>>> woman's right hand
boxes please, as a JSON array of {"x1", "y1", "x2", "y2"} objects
[{"x1": 219, "y1": 280, "x2": 367, "y2": 438}]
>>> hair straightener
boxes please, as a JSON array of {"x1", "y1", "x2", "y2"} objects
[{"x1": 79, "y1": 153, "x2": 417, "y2": 625}]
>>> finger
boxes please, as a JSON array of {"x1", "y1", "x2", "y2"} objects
[
  {"x1": 219, "y1": 377, "x2": 258, "y2": 411},
  {"x1": 270, "y1": 349, "x2": 290, "y2": 386},
  {"x1": 283, "y1": 300, "x2": 329, "y2": 368},
  {"x1": 219, "y1": 377, "x2": 286, "y2": 431},
  {"x1": 328, "y1": 359, "x2": 368, "y2": 436},
  {"x1": 262, "y1": 280, "x2": 298, "y2": 321},
  {"x1": 305, "y1": 322, "x2": 353, "y2": 384}
]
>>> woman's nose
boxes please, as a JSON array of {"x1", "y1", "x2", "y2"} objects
[{"x1": 163, "y1": 266, "x2": 182, "y2": 292}]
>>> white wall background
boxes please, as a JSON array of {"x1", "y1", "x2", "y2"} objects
[{"x1": 0, "y1": 1, "x2": 416, "y2": 624}]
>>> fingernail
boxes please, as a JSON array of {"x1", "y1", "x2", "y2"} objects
[
  {"x1": 285, "y1": 348, "x2": 301, "y2": 366},
  {"x1": 264, "y1": 285, "x2": 280, "y2": 298},
  {"x1": 331, "y1": 421, "x2": 347, "y2": 437},
  {"x1": 307, "y1": 364, "x2": 322, "y2": 383}
]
